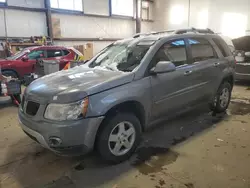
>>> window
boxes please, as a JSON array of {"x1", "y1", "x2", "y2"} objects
[
  {"x1": 111, "y1": 0, "x2": 134, "y2": 17},
  {"x1": 188, "y1": 38, "x2": 217, "y2": 62},
  {"x1": 28, "y1": 50, "x2": 45, "y2": 60},
  {"x1": 142, "y1": 0, "x2": 153, "y2": 20},
  {"x1": 152, "y1": 39, "x2": 188, "y2": 67},
  {"x1": 0, "y1": 0, "x2": 6, "y2": 3},
  {"x1": 50, "y1": 0, "x2": 83, "y2": 11},
  {"x1": 213, "y1": 38, "x2": 232, "y2": 57},
  {"x1": 63, "y1": 50, "x2": 70, "y2": 56},
  {"x1": 47, "y1": 49, "x2": 63, "y2": 58}
]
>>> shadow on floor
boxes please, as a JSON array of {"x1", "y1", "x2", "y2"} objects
[
  {"x1": 0, "y1": 105, "x2": 230, "y2": 188},
  {"x1": 0, "y1": 97, "x2": 15, "y2": 110}
]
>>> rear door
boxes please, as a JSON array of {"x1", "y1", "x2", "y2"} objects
[
  {"x1": 186, "y1": 37, "x2": 222, "y2": 100},
  {"x1": 150, "y1": 39, "x2": 200, "y2": 120},
  {"x1": 43, "y1": 49, "x2": 67, "y2": 70}
]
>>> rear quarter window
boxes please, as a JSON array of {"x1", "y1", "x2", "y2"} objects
[{"x1": 213, "y1": 38, "x2": 232, "y2": 57}]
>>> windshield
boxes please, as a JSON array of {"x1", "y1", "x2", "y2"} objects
[
  {"x1": 89, "y1": 40, "x2": 151, "y2": 72},
  {"x1": 6, "y1": 49, "x2": 30, "y2": 60}
]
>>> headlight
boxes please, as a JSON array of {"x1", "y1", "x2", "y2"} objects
[{"x1": 44, "y1": 97, "x2": 89, "y2": 121}]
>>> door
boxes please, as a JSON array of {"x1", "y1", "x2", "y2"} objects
[
  {"x1": 44, "y1": 49, "x2": 67, "y2": 70},
  {"x1": 15, "y1": 50, "x2": 45, "y2": 76},
  {"x1": 150, "y1": 39, "x2": 199, "y2": 120},
  {"x1": 186, "y1": 37, "x2": 221, "y2": 100}
]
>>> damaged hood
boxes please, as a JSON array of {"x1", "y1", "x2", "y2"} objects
[{"x1": 26, "y1": 65, "x2": 134, "y2": 103}]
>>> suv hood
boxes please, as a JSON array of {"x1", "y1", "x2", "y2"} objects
[{"x1": 26, "y1": 66, "x2": 134, "y2": 103}]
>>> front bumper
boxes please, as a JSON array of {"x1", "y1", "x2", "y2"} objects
[{"x1": 18, "y1": 110, "x2": 104, "y2": 156}]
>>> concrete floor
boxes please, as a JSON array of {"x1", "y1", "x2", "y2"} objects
[{"x1": 0, "y1": 84, "x2": 250, "y2": 188}]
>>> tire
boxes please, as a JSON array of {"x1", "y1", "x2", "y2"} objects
[
  {"x1": 210, "y1": 82, "x2": 232, "y2": 113},
  {"x1": 2, "y1": 70, "x2": 18, "y2": 78},
  {"x1": 97, "y1": 113, "x2": 142, "y2": 164}
]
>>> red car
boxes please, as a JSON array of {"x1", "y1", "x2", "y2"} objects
[{"x1": 0, "y1": 46, "x2": 83, "y2": 78}]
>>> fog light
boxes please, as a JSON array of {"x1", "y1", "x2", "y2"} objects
[{"x1": 49, "y1": 137, "x2": 62, "y2": 147}]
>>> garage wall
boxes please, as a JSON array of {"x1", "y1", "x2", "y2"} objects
[
  {"x1": 5, "y1": 9, "x2": 47, "y2": 37},
  {"x1": 154, "y1": 0, "x2": 250, "y2": 38},
  {"x1": 0, "y1": 0, "x2": 155, "y2": 55},
  {"x1": 141, "y1": 21, "x2": 154, "y2": 33},
  {"x1": 0, "y1": 9, "x2": 6, "y2": 37},
  {"x1": 7, "y1": 0, "x2": 45, "y2": 8},
  {"x1": 52, "y1": 13, "x2": 135, "y2": 39}
]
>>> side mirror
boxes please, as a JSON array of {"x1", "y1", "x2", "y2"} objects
[
  {"x1": 245, "y1": 52, "x2": 250, "y2": 57},
  {"x1": 150, "y1": 61, "x2": 176, "y2": 74},
  {"x1": 22, "y1": 56, "x2": 28, "y2": 62}
]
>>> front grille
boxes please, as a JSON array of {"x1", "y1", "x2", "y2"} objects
[{"x1": 26, "y1": 101, "x2": 40, "y2": 116}]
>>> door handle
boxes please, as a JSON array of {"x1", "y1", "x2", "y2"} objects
[
  {"x1": 214, "y1": 62, "x2": 220, "y2": 67},
  {"x1": 184, "y1": 70, "x2": 193, "y2": 76}
]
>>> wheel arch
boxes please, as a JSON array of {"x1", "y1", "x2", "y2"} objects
[
  {"x1": 94, "y1": 100, "x2": 146, "y2": 148},
  {"x1": 1, "y1": 68, "x2": 20, "y2": 78},
  {"x1": 221, "y1": 74, "x2": 234, "y2": 90}
]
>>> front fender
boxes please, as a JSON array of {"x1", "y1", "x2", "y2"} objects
[{"x1": 87, "y1": 77, "x2": 152, "y2": 125}]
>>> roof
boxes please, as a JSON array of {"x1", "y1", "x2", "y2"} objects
[{"x1": 25, "y1": 45, "x2": 70, "y2": 50}]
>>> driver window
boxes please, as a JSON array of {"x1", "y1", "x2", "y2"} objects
[
  {"x1": 152, "y1": 39, "x2": 188, "y2": 68},
  {"x1": 28, "y1": 50, "x2": 45, "y2": 60}
]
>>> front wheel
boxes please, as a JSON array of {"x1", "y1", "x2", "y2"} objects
[
  {"x1": 210, "y1": 82, "x2": 232, "y2": 113},
  {"x1": 97, "y1": 113, "x2": 142, "y2": 164}
]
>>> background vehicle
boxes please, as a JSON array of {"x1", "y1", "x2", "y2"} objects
[
  {"x1": 19, "y1": 28, "x2": 235, "y2": 164},
  {"x1": 0, "y1": 46, "x2": 83, "y2": 79},
  {"x1": 232, "y1": 36, "x2": 250, "y2": 80}
]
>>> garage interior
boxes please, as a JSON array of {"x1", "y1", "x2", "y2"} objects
[{"x1": 1, "y1": 0, "x2": 250, "y2": 188}]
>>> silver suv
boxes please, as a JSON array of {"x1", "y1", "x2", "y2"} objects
[{"x1": 19, "y1": 28, "x2": 235, "y2": 163}]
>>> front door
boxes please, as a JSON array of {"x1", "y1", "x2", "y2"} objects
[
  {"x1": 16, "y1": 50, "x2": 45, "y2": 76},
  {"x1": 150, "y1": 39, "x2": 198, "y2": 120}
]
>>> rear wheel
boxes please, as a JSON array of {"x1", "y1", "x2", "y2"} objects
[
  {"x1": 210, "y1": 82, "x2": 232, "y2": 113},
  {"x1": 97, "y1": 113, "x2": 141, "y2": 164}
]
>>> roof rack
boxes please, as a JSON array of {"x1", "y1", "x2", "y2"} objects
[
  {"x1": 174, "y1": 28, "x2": 215, "y2": 34},
  {"x1": 133, "y1": 28, "x2": 215, "y2": 38}
]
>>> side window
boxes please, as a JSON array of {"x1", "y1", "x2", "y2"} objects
[
  {"x1": 188, "y1": 38, "x2": 217, "y2": 62},
  {"x1": 63, "y1": 50, "x2": 70, "y2": 56},
  {"x1": 152, "y1": 39, "x2": 188, "y2": 68},
  {"x1": 28, "y1": 50, "x2": 45, "y2": 60},
  {"x1": 47, "y1": 49, "x2": 63, "y2": 58},
  {"x1": 212, "y1": 38, "x2": 232, "y2": 57}
]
